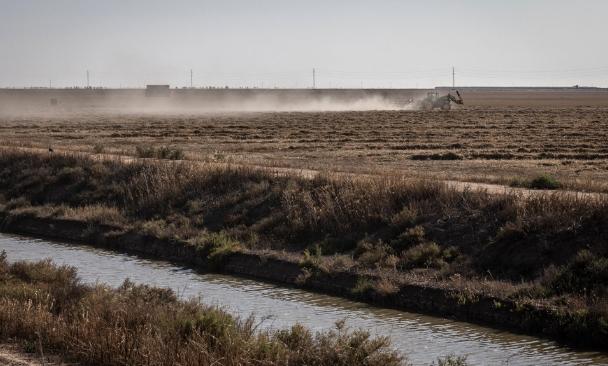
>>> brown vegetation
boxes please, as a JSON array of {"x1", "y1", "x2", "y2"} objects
[
  {"x1": 0, "y1": 255, "x2": 405, "y2": 365},
  {"x1": 0, "y1": 149, "x2": 606, "y2": 336},
  {"x1": 1, "y1": 106, "x2": 607, "y2": 192}
]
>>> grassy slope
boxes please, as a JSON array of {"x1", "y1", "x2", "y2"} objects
[{"x1": 0, "y1": 150, "x2": 607, "y2": 338}]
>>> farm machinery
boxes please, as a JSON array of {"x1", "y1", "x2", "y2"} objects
[{"x1": 419, "y1": 90, "x2": 463, "y2": 110}]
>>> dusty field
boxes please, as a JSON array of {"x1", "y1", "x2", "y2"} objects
[{"x1": 1, "y1": 104, "x2": 607, "y2": 192}]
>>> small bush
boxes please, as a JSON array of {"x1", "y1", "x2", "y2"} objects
[
  {"x1": 390, "y1": 206, "x2": 418, "y2": 228},
  {"x1": 374, "y1": 277, "x2": 400, "y2": 296},
  {"x1": 92, "y1": 143, "x2": 105, "y2": 154},
  {"x1": 529, "y1": 175, "x2": 561, "y2": 190},
  {"x1": 400, "y1": 242, "x2": 448, "y2": 269},
  {"x1": 136, "y1": 145, "x2": 185, "y2": 160},
  {"x1": 547, "y1": 250, "x2": 608, "y2": 296},
  {"x1": 301, "y1": 245, "x2": 323, "y2": 269},
  {"x1": 190, "y1": 231, "x2": 242, "y2": 266},
  {"x1": 434, "y1": 354, "x2": 469, "y2": 366},
  {"x1": 354, "y1": 240, "x2": 393, "y2": 268},
  {"x1": 511, "y1": 174, "x2": 561, "y2": 190},
  {"x1": 352, "y1": 277, "x2": 374, "y2": 296},
  {"x1": 135, "y1": 145, "x2": 156, "y2": 158},
  {"x1": 157, "y1": 146, "x2": 185, "y2": 160},
  {"x1": 390, "y1": 225, "x2": 426, "y2": 252}
]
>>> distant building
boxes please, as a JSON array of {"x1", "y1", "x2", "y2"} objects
[{"x1": 145, "y1": 85, "x2": 170, "y2": 97}]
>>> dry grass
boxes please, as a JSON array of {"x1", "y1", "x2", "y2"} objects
[
  {"x1": 0, "y1": 149, "x2": 606, "y2": 325},
  {"x1": 0, "y1": 106, "x2": 607, "y2": 192},
  {"x1": 0, "y1": 255, "x2": 405, "y2": 366}
]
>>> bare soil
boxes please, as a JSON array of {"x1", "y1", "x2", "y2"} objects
[
  {"x1": 1, "y1": 104, "x2": 607, "y2": 192},
  {"x1": 0, "y1": 344, "x2": 71, "y2": 366}
]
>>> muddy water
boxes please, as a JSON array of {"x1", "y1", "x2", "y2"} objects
[{"x1": 1, "y1": 233, "x2": 606, "y2": 366}]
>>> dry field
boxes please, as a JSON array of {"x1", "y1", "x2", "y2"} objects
[{"x1": 1, "y1": 103, "x2": 608, "y2": 192}]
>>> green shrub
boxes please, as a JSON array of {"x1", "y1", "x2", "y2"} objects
[
  {"x1": 400, "y1": 242, "x2": 448, "y2": 269},
  {"x1": 191, "y1": 231, "x2": 242, "y2": 262},
  {"x1": 390, "y1": 225, "x2": 425, "y2": 252},
  {"x1": 529, "y1": 175, "x2": 561, "y2": 190},
  {"x1": 548, "y1": 250, "x2": 608, "y2": 296},
  {"x1": 354, "y1": 240, "x2": 393, "y2": 268},
  {"x1": 352, "y1": 277, "x2": 374, "y2": 295},
  {"x1": 511, "y1": 174, "x2": 561, "y2": 190},
  {"x1": 434, "y1": 354, "x2": 469, "y2": 366},
  {"x1": 301, "y1": 244, "x2": 323, "y2": 269},
  {"x1": 390, "y1": 206, "x2": 418, "y2": 228}
]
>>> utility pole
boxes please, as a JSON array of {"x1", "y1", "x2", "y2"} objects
[
  {"x1": 312, "y1": 68, "x2": 316, "y2": 89},
  {"x1": 452, "y1": 66, "x2": 455, "y2": 88},
  {"x1": 190, "y1": 69, "x2": 193, "y2": 88},
  {"x1": 86, "y1": 70, "x2": 90, "y2": 88}
]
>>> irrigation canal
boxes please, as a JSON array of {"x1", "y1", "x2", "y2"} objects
[{"x1": 1, "y1": 233, "x2": 606, "y2": 366}]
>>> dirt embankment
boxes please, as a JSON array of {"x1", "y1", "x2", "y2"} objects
[
  {"x1": 0, "y1": 149, "x2": 606, "y2": 350},
  {"x1": 2, "y1": 214, "x2": 607, "y2": 350}
]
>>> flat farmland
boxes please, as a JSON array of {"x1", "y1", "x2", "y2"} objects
[{"x1": 1, "y1": 105, "x2": 608, "y2": 192}]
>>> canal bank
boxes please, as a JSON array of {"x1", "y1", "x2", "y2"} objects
[
  {"x1": 0, "y1": 212, "x2": 606, "y2": 352},
  {"x1": 3, "y1": 233, "x2": 608, "y2": 365}
]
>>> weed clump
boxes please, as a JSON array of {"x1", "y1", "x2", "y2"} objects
[
  {"x1": 401, "y1": 242, "x2": 450, "y2": 269},
  {"x1": 390, "y1": 225, "x2": 426, "y2": 252},
  {"x1": 546, "y1": 250, "x2": 608, "y2": 297},
  {"x1": 136, "y1": 145, "x2": 185, "y2": 160},
  {"x1": 510, "y1": 174, "x2": 561, "y2": 190},
  {"x1": 433, "y1": 354, "x2": 469, "y2": 366},
  {"x1": 189, "y1": 231, "x2": 242, "y2": 268},
  {"x1": 529, "y1": 174, "x2": 561, "y2": 190}
]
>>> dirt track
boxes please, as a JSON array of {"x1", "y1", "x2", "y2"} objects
[
  {"x1": 0, "y1": 344, "x2": 71, "y2": 366},
  {"x1": 3, "y1": 146, "x2": 603, "y2": 201}
]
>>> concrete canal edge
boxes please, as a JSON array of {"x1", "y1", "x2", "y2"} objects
[{"x1": 0, "y1": 212, "x2": 606, "y2": 350}]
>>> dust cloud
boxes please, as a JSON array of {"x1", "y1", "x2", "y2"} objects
[{"x1": 0, "y1": 89, "x2": 425, "y2": 116}]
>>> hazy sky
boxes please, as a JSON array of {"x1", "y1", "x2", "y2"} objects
[{"x1": 1, "y1": 0, "x2": 607, "y2": 88}]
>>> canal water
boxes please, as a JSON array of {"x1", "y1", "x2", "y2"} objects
[{"x1": 1, "y1": 233, "x2": 606, "y2": 366}]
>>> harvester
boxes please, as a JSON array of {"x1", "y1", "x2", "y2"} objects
[{"x1": 419, "y1": 90, "x2": 463, "y2": 110}]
